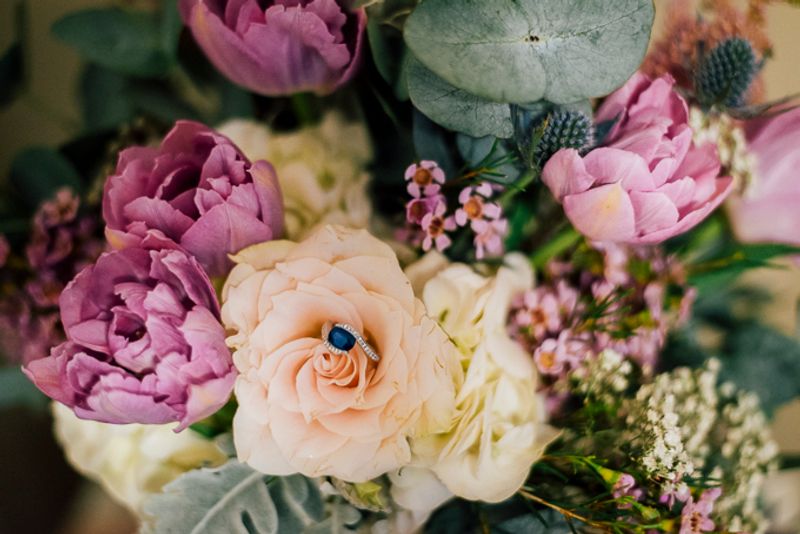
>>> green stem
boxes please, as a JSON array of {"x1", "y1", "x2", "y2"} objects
[
  {"x1": 498, "y1": 168, "x2": 537, "y2": 206},
  {"x1": 530, "y1": 226, "x2": 581, "y2": 269},
  {"x1": 290, "y1": 92, "x2": 319, "y2": 126}
]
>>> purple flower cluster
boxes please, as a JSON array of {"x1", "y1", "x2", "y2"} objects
[
  {"x1": 400, "y1": 161, "x2": 508, "y2": 258},
  {"x1": 0, "y1": 189, "x2": 104, "y2": 366},
  {"x1": 22, "y1": 121, "x2": 283, "y2": 429},
  {"x1": 509, "y1": 241, "x2": 694, "y2": 381}
]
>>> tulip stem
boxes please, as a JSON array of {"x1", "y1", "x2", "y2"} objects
[
  {"x1": 530, "y1": 226, "x2": 581, "y2": 269},
  {"x1": 290, "y1": 93, "x2": 319, "y2": 126}
]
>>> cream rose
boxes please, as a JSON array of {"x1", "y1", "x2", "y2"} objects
[
  {"x1": 222, "y1": 225, "x2": 462, "y2": 482},
  {"x1": 51, "y1": 403, "x2": 227, "y2": 512},
  {"x1": 411, "y1": 254, "x2": 557, "y2": 503},
  {"x1": 219, "y1": 112, "x2": 372, "y2": 240}
]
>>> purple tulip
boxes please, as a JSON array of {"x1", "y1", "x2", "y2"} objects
[
  {"x1": 179, "y1": 0, "x2": 366, "y2": 96},
  {"x1": 543, "y1": 73, "x2": 733, "y2": 244},
  {"x1": 103, "y1": 120, "x2": 284, "y2": 277},
  {"x1": 23, "y1": 246, "x2": 235, "y2": 430}
]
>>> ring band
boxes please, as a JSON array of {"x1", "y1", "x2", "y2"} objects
[{"x1": 323, "y1": 323, "x2": 380, "y2": 362}]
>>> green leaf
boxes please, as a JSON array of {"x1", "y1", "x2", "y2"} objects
[
  {"x1": 10, "y1": 147, "x2": 83, "y2": 209},
  {"x1": 0, "y1": 1, "x2": 26, "y2": 107},
  {"x1": 143, "y1": 461, "x2": 357, "y2": 534},
  {"x1": 129, "y1": 81, "x2": 201, "y2": 123},
  {"x1": 0, "y1": 367, "x2": 47, "y2": 410},
  {"x1": 720, "y1": 322, "x2": 800, "y2": 416},
  {"x1": 688, "y1": 243, "x2": 800, "y2": 293},
  {"x1": 160, "y1": 0, "x2": 183, "y2": 60},
  {"x1": 412, "y1": 110, "x2": 456, "y2": 176},
  {"x1": 404, "y1": 0, "x2": 654, "y2": 104},
  {"x1": 492, "y1": 510, "x2": 574, "y2": 533},
  {"x1": 52, "y1": 8, "x2": 173, "y2": 77},
  {"x1": 406, "y1": 55, "x2": 513, "y2": 138},
  {"x1": 80, "y1": 65, "x2": 134, "y2": 131}
]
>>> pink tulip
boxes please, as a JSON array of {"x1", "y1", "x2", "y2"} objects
[
  {"x1": 728, "y1": 107, "x2": 800, "y2": 246},
  {"x1": 543, "y1": 73, "x2": 733, "y2": 244}
]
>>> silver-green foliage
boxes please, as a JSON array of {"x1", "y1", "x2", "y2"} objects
[
  {"x1": 142, "y1": 461, "x2": 359, "y2": 534},
  {"x1": 404, "y1": 0, "x2": 655, "y2": 105}
]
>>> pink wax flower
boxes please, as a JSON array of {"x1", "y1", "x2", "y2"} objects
[
  {"x1": 420, "y1": 198, "x2": 456, "y2": 252},
  {"x1": 406, "y1": 194, "x2": 444, "y2": 225},
  {"x1": 543, "y1": 73, "x2": 733, "y2": 244},
  {"x1": 455, "y1": 183, "x2": 502, "y2": 227},
  {"x1": 179, "y1": 0, "x2": 366, "y2": 96},
  {"x1": 680, "y1": 488, "x2": 722, "y2": 534},
  {"x1": 728, "y1": 107, "x2": 800, "y2": 246},
  {"x1": 404, "y1": 160, "x2": 446, "y2": 198},
  {"x1": 533, "y1": 331, "x2": 586, "y2": 376},
  {"x1": 23, "y1": 246, "x2": 235, "y2": 430},
  {"x1": 473, "y1": 217, "x2": 508, "y2": 259},
  {"x1": 103, "y1": 121, "x2": 284, "y2": 278},
  {"x1": 613, "y1": 473, "x2": 644, "y2": 509}
]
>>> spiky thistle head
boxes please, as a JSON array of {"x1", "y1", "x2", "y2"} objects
[
  {"x1": 533, "y1": 110, "x2": 594, "y2": 165},
  {"x1": 695, "y1": 37, "x2": 758, "y2": 109}
]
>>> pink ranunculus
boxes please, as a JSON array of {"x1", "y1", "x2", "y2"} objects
[
  {"x1": 543, "y1": 73, "x2": 733, "y2": 244},
  {"x1": 222, "y1": 225, "x2": 461, "y2": 482},
  {"x1": 23, "y1": 246, "x2": 235, "y2": 430},
  {"x1": 103, "y1": 121, "x2": 284, "y2": 278},
  {"x1": 727, "y1": 107, "x2": 800, "y2": 246},
  {"x1": 179, "y1": 0, "x2": 366, "y2": 96}
]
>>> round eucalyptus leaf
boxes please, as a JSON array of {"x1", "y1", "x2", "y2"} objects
[
  {"x1": 406, "y1": 55, "x2": 513, "y2": 138},
  {"x1": 404, "y1": 0, "x2": 654, "y2": 104}
]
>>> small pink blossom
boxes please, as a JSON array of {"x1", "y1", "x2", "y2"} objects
[
  {"x1": 406, "y1": 195, "x2": 444, "y2": 225},
  {"x1": 613, "y1": 473, "x2": 644, "y2": 509},
  {"x1": 404, "y1": 160, "x2": 445, "y2": 198},
  {"x1": 680, "y1": 488, "x2": 722, "y2": 534},
  {"x1": 660, "y1": 481, "x2": 692, "y2": 508},
  {"x1": 420, "y1": 199, "x2": 456, "y2": 252},
  {"x1": 533, "y1": 331, "x2": 587, "y2": 376},
  {"x1": 455, "y1": 183, "x2": 502, "y2": 226},
  {"x1": 472, "y1": 217, "x2": 508, "y2": 259}
]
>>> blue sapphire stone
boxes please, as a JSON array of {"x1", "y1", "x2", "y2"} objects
[{"x1": 328, "y1": 326, "x2": 357, "y2": 351}]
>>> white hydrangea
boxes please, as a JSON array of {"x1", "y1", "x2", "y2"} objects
[
  {"x1": 219, "y1": 112, "x2": 373, "y2": 240},
  {"x1": 51, "y1": 403, "x2": 227, "y2": 512}
]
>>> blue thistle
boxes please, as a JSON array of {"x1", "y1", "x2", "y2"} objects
[
  {"x1": 533, "y1": 110, "x2": 594, "y2": 165},
  {"x1": 696, "y1": 38, "x2": 758, "y2": 109}
]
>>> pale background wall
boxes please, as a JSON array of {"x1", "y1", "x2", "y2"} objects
[{"x1": 0, "y1": 0, "x2": 797, "y2": 530}]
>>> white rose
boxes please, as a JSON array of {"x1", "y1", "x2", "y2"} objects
[
  {"x1": 219, "y1": 112, "x2": 372, "y2": 240},
  {"x1": 411, "y1": 254, "x2": 558, "y2": 502},
  {"x1": 51, "y1": 403, "x2": 227, "y2": 512}
]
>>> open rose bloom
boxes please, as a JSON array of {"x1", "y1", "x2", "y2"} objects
[
  {"x1": 543, "y1": 73, "x2": 733, "y2": 244},
  {"x1": 222, "y1": 225, "x2": 462, "y2": 482},
  {"x1": 179, "y1": 0, "x2": 366, "y2": 96}
]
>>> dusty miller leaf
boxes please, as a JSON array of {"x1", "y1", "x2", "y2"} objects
[{"x1": 142, "y1": 461, "x2": 328, "y2": 534}]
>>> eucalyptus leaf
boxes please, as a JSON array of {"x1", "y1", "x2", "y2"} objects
[
  {"x1": 52, "y1": 8, "x2": 173, "y2": 77},
  {"x1": 412, "y1": 110, "x2": 456, "y2": 176},
  {"x1": 0, "y1": 367, "x2": 47, "y2": 410},
  {"x1": 80, "y1": 65, "x2": 134, "y2": 131},
  {"x1": 406, "y1": 56, "x2": 513, "y2": 138},
  {"x1": 404, "y1": 0, "x2": 654, "y2": 104},
  {"x1": 10, "y1": 147, "x2": 83, "y2": 209},
  {"x1": 143, "y1": 461, "x2": 329, "y2": 534}
]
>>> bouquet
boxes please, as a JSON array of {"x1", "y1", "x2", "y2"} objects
[{"x1": 1, "y1": 0, "x2": 798, "y2": 532}]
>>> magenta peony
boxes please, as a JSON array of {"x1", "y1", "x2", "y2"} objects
[
  {"x1": 23, "y1": 246, "x2": 234, "y2": 430},
  {"x1": 727, "y1": 107, "x2": 800, "y2": 246},
  {"x1": 179, "y1": 0, "x2": 366, "y2": 96},
  {"x1": 103, "y1": 120, "x2": 284, "y2": 278},
  {"x1": 543, "y1": 73, "x2": 733, "y2": 244}
]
